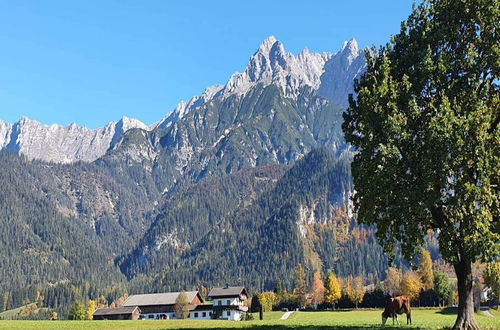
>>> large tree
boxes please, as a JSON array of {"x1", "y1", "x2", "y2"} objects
[
  {"x1": 342, "y1": 0, "x2": 499, "y2": 328},
  {"x1": 174, "y1": 291, "x2": 190, "y2": 319}
]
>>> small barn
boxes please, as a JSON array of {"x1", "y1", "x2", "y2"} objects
[{"x1": 93, "y1": 306, "x2": 141, "y2": 320}]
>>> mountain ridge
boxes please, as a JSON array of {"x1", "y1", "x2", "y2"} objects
[{"x1": 0, "y1": 116, "x2": 149, "y2": 163}]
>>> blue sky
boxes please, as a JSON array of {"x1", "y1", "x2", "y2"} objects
[{"x1": 0, "y1": 0, "x2": 414, "y2": 128}]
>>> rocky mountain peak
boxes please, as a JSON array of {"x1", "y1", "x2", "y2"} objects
[
  {"x1": 0, "y1": 116, "x2": 149, "y2": 163},
  {"x1": 256, "y1": 35, "x2": 279, "y2": 53},
  {"x1": 156, "y1": 37, "x2": 365, "y2": 126}
]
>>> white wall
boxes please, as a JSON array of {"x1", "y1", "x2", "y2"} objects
[
  {"x1": 189, "y1": 310, "x2": 213, "y2": 319},
  {"x1": 212, "y1": 297, "x2": 242, "y2": 306}
]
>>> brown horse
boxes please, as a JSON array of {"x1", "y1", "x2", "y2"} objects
[{"x1": 382, "y1": 296, "x2": 412, "y2": 325}]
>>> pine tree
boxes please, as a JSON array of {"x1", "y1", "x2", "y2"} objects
[
  {"x1": 418, "y1": 248, "x2": 434, "y2": 291},
  {"x1": 274, "y1": 280, "x2": 282, "y2": 295},
  {"x1": 294, "y1": 264, "x2": 307, "y2": 308},
  {"x1": 324, "y1": 271, "x2": 341, "y2": 310}
]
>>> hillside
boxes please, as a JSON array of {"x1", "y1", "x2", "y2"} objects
[{"x1": 0, "y1": 37, "x2": 390, "y2": 314}]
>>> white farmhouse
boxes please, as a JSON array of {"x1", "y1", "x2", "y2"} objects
[{"x1": 207, "y1": 286, "x2": 249, "y2": 321}]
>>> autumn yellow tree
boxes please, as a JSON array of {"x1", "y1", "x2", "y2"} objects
[
  {"x1": 174, "y1": 291, "x2": 190, "y2": 319},
  {"x1": 310, "y1": 271, "x2": 325, "y2": 308},
  {"x1": 258, "y1": 292, "x2": 277, "y2": 312},
  {"x1": 345, "y1": 276, "x2": 365, "y2": 308},
  {"x1": 97, "y1": 295, "x2": 108, "y2": 308},
  {"x1": 110, "y1": 294, "x2": 128, "y2": 308},
  {"x1": 383, "y1": 267, "x2": 402, "y2": 297},
  {"x1": 401, "y1": 271, "x2": 423, "y2": 301},
  {"x1": 418, "y1": 248, "x2": 434, "y2": 290},
  {"x1": 324, "y1": 271, "x2": 341, "y2": 310},
  {"x1": 49, "y1": 311, "x2": 57, "y2": 320},
  {"x1": 86, "y1": 300, "x2": 97, "y2": 320}
]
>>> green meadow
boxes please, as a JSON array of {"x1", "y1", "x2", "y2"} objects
[{"x1": 0, "y1": 308, "x2": 499, "y2": 330}]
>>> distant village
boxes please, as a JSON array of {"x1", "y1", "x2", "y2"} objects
[{"x1": 93, "y1": 286, "x2": 249, "y2": 321}]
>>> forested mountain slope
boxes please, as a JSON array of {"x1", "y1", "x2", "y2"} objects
[
  {"x1": 0, "y1": 37, "x2": 391, "y2": 314},
  {"x1": 119, "y1": 150, "x2": 389, "y2": 293}
]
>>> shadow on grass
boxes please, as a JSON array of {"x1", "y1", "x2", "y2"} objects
[
  {"x1": 436, "y1": 307, "x2": 458, "y2": 315},
  {"x1": 160, "y1": 326, "x2": 427, "y2": 330}
]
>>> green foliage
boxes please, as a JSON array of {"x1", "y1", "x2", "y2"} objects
[
  {"x1": 250, "y1": 294, "x2": 261, "y2": 313},
  {"x1": 484, "y1": 261, "x2": 500, "y2": 302},
  {"x1": 1, "y1": 309, "x2": 500, "y2": 329},
  {"x1": 294, "y1": 264, "x2": 307, "y2": 308},
  {"x1": 433, "y1": 271, "x2": 454, "y2": 307},
  {"x1": 343, "y1": 0, "x2": 499, "y2": 266},
  {"x1": 68, "y1": 302, "x2": 85, "y2": 320},
  {"x1": 343, "y1": 0, "x2": 499, "y2": 327}
]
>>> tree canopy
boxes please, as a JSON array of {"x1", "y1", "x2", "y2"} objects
[{"x1": 343, "y1": 0, "x2": 499, "y2": 328}]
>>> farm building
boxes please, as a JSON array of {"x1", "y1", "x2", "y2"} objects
[
  {"x1": 122, "y1": 291, "x2": 208, "y2": 320},
  {"x1": 94, "y1": 286, "x2": 249, "y2": 321},
  {"x1": 207, "y1": 286, "x2": 249, "y2": 321},
  {"x1": 93, "y1": 306, "x2": 141, "y2": 320}
]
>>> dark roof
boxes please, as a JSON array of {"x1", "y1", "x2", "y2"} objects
[
  {"x1": 207, "y1": 286, "x2": 247, "y2": 298},
  {"x1": 123, "y1": 291, "x2": 201, "y2": 307},
  {"x1": 190, "y1": 304, "x2": 214, "y2": 311},
  {"x1": 93, "y1": 306, "x2": 140, "y2": 316}
]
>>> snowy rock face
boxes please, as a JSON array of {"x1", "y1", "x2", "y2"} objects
[
  {"x1": 0, "y1": 121, "x2": 12, "y2": 148},
  {"x1": 154, "y1": 36, "x2": 365, "y2": 125},
  {"x1": 0, "y1": 116, "x2": 149, "y2": 163},
  {"x1": 318, "y1": 39, "x2": 365, "y2": 108},
  {"x1": 1, "y1": 37, "x2": 364, "y2": 164}
]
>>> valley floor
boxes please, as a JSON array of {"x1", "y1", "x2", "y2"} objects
[{"x1": 0, "y1": 308, "x2": 499, "y2": 330}]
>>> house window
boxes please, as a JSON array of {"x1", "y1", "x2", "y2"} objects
[
  {"x1": 227, "y1": 299, "x2": 230, "y2": 305},
  {"x1": 226, "y1": 311, "x2": 230, "y2": 317},
  {"x1": 218, "y1": 300, "x2": 221, "y2": 306},
  {"x1": 202, "y1": 312, "x2": 206, "y2": 317},
  {"x1": 209, "y1": 312, "x2": 212, "y2": 316},
  {"x1": 194, "y1": 312, "x2": 198, "y2": 318}
]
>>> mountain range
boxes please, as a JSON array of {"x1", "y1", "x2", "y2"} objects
[
  {"x1": 0, "y1": 36, "x2": 364, "y2": 164},
  {"x1": 0, "y1": 37, "x2": 414, "y2": 314}
]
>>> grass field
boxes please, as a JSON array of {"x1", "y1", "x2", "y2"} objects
[{"x1": 0, "y1": 308, "x2": 498, "y2": 329}]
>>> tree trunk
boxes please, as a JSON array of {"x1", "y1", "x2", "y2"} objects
[{"x1": 452, "y1": 259, "x2": 480, "y2": 330}]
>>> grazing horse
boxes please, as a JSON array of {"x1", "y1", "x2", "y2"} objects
[{"x1": 382, "y1": 296, "x2": 412, "y2": 325}]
